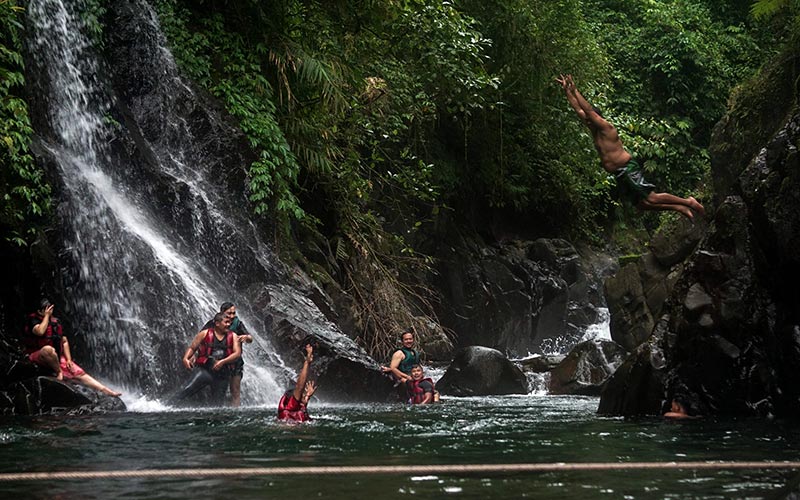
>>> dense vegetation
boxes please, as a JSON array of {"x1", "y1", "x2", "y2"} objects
[
  {"x1": 0, "y1": 0, "x2": 785, "y2": 356},
  {"x1": 0, "y1": 0, "x2": 50, "y2": 246},
  {"x1": 149, "y1": 0, "x2": 774, "y2": 355}
]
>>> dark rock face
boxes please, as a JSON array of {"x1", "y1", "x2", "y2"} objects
[
  {"x1": 429, "y1": 219, "x2": 611, "y2": 357},
  {"x1": 436, "y1": 346, "x2": 528, "y2": 396},
  {"x1": 605, "y1": 217, "x2": 704, "y2": 352},
  {"x1": 602, "y1": 105, "x2": 800, "y2": 417},
  {"x1": 598, "y1": 318, "x2": 668, "y2": 415},
  {"x1": 548, "y1": 339, "x2": 627, "y2": 396}
]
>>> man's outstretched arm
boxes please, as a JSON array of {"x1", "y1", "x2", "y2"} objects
[
  {"x1": 557, "y1": 74, "x2": 586, "y2": 120},
  {"x1": 564, "y1": 74, "x2": 608, "y2": 129}
]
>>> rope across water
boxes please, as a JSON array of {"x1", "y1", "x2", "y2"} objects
[{"x1": 1, "y1": 461, "x2": 798, "y2": 481}]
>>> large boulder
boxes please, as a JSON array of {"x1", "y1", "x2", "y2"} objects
[
  {"x1": 0, "y1": 376, "x2": 125, "y2": 415},
  {"x1": 548, "y1": 339, "x2": 628, "y2": 396},
  {"x1": 262, "y1": 284, "x2": 395, "y2": 402},
  {"x1": 605, "y1": 217, "x2": 704, "y2": 353},
  {"x1": 436, "y1": 346, "x2": 528, "y2": 396}
]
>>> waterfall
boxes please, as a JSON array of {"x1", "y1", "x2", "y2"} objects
[{"x1": 25, "y1": 0, "x2": 284, "y2": 404}]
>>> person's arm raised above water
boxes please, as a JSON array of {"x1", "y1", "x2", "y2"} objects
[
  {"x1": 182, "y1": 330, "x2": 206, "y2": 370},
  {"x1": 293, "y1": 344, "x2": 314, "y2": 401}
]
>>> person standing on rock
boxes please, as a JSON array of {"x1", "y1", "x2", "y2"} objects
[
  {"x1": 278, "y1": 343, "x2": 317, "y2": 422},
  {"x1": 381, "y1": 329, "x2": 419, "y2": 383},
  {"x1": 557, "y1": 74, "x2": 705, "y2": 219},
  {"x1": 201, "y1": 302, "x2": 254, "y2": 406},
  {"x1": 23, "y1": 298, "x2": 121, "y2": 397}
]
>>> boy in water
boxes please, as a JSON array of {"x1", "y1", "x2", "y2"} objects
[
  {"x1": 406, "y1": 364, "x2": 438, "y2": 405},
  {"x1": 557, "y1": 74, "x2": 705, "y2": 219}
]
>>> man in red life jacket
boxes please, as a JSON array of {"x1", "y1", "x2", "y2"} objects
[
  {"x1": 23, "y1": 298, "x2": 121, "y2": 397},
  {"x1": 201, "y1": 302, "x2": 255, "y2": 406},
  {"x1": 173, "y1": 312, "x2": 241, "y2": 405},
  {"x1": 278, "y1": 344, "x2": 317, "y2": 422},
  {"x1": 405, "y1": 364, "x2": 436, "y2": 405}
]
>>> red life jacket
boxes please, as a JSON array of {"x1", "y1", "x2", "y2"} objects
[
  {"x1": 23, "y1": 313, "x2": 63, "y2": 356},
  {"x1": 409, "y1": 377, "x2": 435, "y2": 404},
  {"x1": 278, "y1": 392, "x2": 310, "y2": 422},
  {"x1": 195, "y1": 328, "x2": 234, "y2": 366}
]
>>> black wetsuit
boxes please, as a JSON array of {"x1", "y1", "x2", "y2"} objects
[{"x1": 173, "y1": 335, "x2": 232, "y2": 405}]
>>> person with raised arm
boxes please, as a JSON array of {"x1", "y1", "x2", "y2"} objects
[{"x1": 278, "y1": 344, "x2": 317, "y2": 422}]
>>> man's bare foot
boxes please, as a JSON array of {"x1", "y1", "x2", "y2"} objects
[
  {"x1": 688, "y1": 196, "x2": 705, "y2": 217},
  {"x1": 102, "y1": 387, "x2": 122, "y2": 397}
]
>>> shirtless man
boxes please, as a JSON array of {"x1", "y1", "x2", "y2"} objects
[{"x1": 557, "y1": 74, "x2": 705, "y2": 219}]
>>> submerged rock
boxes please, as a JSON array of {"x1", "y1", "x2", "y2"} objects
[{"x1": 436, "y1": 346, "x2": 528, "y2": 396}]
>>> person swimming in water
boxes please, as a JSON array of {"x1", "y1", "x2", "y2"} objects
[
  {"x1": 277, "y1": 343, "x2": 317, "y2": 422},
  {"x1": 557, "y1": 74, "x2": 705, "y2": 219},
  {"x1": 405, "y1": 364, "x2": 438, "y2": 404}
]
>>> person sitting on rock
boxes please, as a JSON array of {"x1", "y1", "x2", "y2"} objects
[
  {"x1": 278, "y1": 343, "x2": 317, "y2": 422},
  {"x1": 201, "y1": 302, "x2": 254, "y2": 407},
  {"x1": 173, "y1": 312, "x2": 241, "y2": 405},
  {"x1": 381, "y1": 329, "x2": 419, "y2": 383},
  {"x1": 557, "y1": 74, "x2": 705, "y2": 219},
  {"x1": 405, "y1": 364, "x2": 439, "y2": 404},
  {"x1": 23, "y1": 298, "x2": 121, "y2": 397}
]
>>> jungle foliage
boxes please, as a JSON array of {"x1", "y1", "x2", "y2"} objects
[
  {"x1": 147, "y1": 0, "x2": 774, "y2": 356},
  {"x1": 0, "y1": 0, "x2": 777, "y2": 356},
  {"x1": 0, "y1": 0, "x2": 50, "y2": 246}
]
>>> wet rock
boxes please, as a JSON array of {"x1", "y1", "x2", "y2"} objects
[
  {"x1": 605, "y1": 262, "x2": 654, "y2": 352},
  {"x1": 264, "y1": 284, "x2": 395, "y2": 402},
  {"x1": 437, "y1": 346, "x2": 528, "y2": 396},
  {"x1": 516, "y1": 354, "x2": 565, "y2": 373},
  {"x1": 598, "y1": 317, "x2": 669, "y2": 416},
  {"x1": 684, "y1": 283, "x2": 713, "y2": 312},
  {"x1": 429, "y1": 223, "x2": 609, "y2": 357},
  {"x1": 0, "y1": 377, "x2": 125, "y2": 415},
  {"x1": 548, "y1": 339, "x2": 627, "y2": 396}
]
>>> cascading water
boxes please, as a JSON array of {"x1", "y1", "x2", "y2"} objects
[{"x1": 25, "y1": 0, "x2": 286, "y2": 404}]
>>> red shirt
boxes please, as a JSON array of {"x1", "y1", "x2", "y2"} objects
[{"x1": 278, "y1": 393, "x2": 310, "y2": 422}]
